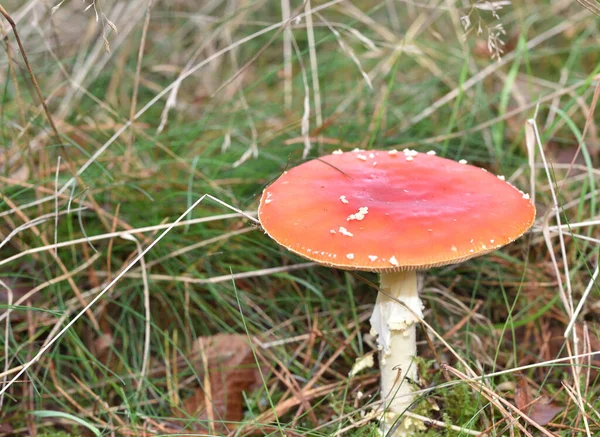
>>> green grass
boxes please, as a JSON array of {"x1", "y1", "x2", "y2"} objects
[{"x1": 1, "y1": 0, "x2": 600, "y2": 436}]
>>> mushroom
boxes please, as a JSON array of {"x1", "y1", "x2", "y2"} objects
[{"x1": 258, "y1": 149, "x2": 535, "y2": 435}]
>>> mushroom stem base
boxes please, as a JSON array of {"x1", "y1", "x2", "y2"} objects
[{"x1": 370, "y1": 270, "x2": 424, "y2": 436}]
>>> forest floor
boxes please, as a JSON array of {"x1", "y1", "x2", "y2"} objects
[{"x1": 1, "y1": 0, "x2": 600, "y2": 436}]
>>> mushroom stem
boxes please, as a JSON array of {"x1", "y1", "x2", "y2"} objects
[{"x1": 370, "y1": 270, "x2": 424, "y2": 436}]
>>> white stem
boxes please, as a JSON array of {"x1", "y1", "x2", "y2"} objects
[{"x1": 369, "y1": 270, "x2": 424, "y2": 436}]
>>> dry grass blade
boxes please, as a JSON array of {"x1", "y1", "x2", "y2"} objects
[
  {"x1": 407, "y1": 10, "x2": 590, "y2": 128},
  {"x1": 304, "y1": 0, "x2": 322, "y2": 134},
  {"x1": 92, "y1": 263, "x2": 317, "y2": 285},
  {"x1": 1, "y1": 195, "x2": 101, "y2": 331},
  {"x1": 556, "y1": 77, "x2": 600, "y2": 192},
  {"x1": 0, "y1": 252, "x2": 101, "y2": 324},
  {"x1": 0, "y1": 193, "x2": 251, "y2": 396},
  {"x1": 119, "y1": 234, "x2": 151, "y2": 397},
  {"x1": 515, "y1": 377, "x2": 563, "y2": 426},
  {"x1": 443, "y1": 365, "x2": 556, "y2": 437},
  {"x1": 125, "y1": 0, "x2": 154, "y2": 171},
  {"x1": 576, "y1": 0, "x2": 600, "y2": 16},
  {"x1": 0, "y1": 211, "x2": 257, "y2": 269},
  {"x1": 2, "y1": 2, "x2": 599, "y2": 435},
  {"x1": 0, "y1": 281, "x2": 12, "y2": 410},
  {"x1": 181, "y1": 334, "x2": 260, "y2": 433},
  {"x1": 0, "y1": 4, "x2": 62, "y2": 147}
]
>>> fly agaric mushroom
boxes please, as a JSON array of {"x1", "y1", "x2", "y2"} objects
[{"x1": 258, "y1": 149, "x2": 535, "y2": 435}]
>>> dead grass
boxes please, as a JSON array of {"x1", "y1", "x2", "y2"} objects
[{"x1": 1, "y1": 0, "x2": 600, "y2": 436}]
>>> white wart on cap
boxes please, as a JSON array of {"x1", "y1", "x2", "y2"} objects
[{"x1": 258, "y1": 150, "x2": 536, "y2": 271}]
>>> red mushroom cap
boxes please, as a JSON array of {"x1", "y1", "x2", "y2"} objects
[{"x1": 258, "y1": 149, "x2": 536, "y2": 272}]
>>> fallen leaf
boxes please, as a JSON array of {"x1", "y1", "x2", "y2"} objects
[
  {"x1": 528, "y1": 399, "x2": 563, "y2": 427},
  {"x1": 546, "y1": 140, "x2": 587, "y2": 170},
  {"x1": 514, "y1": 376, "x2": 562, "y2": 426},
  {"x1": 180, "y1": 334, "x2": 261, "y2": 433},
  {"x1": 514, "y1": 377, "x2": 530, "y2": 409}
]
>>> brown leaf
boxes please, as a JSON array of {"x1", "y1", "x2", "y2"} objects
[
  {"x1": 514, "y1": 377, "x2": 531, "y2": 411},
  {"x1": 546, "y1": 140, "x2": 586, "y2": 168},
  {"x1": 180, "y1": 334, "x2": 261, "y2": 433},
  {"x1": 528, "y1": 399, "x2": 562, "y2": 426},
  {"x1": 514, "y1": 376, "x2": 562, "y2": 426}
]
